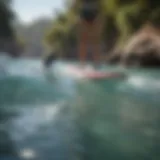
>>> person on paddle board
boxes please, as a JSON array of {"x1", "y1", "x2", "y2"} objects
[{"x1": 73, "y1": 0, "x2": 104, "y2": 67}]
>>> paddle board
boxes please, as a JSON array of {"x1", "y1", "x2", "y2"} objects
[{"x1": 66, "y1": 65, "x2": 126, "y2": 80}]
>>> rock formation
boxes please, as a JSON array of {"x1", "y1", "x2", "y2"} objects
[{"x1": 107, "y1": 23, "x2": 160, "y2": 67}]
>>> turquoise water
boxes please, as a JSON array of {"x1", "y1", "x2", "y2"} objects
[{"x1": 0, "y1": 55, "x2": 160, "y2": 160}]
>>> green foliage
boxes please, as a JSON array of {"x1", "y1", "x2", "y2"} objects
[
  {"x1": 0, "y1": 0, "x2": 14, "y2": 37},
  {"x1": 44, "y1": 0, "x2": 160, "y2": 56},
  {"x1": 44, "y1": 10, "x2": 77, "y2": 56},
  {"x1": 16, "y1": 36, "x2": 26, "y2": 51}
]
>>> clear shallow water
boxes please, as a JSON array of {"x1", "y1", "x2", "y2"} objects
[{"x1": 0, "y1": 55, "x2": 160, "y2": 160}]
